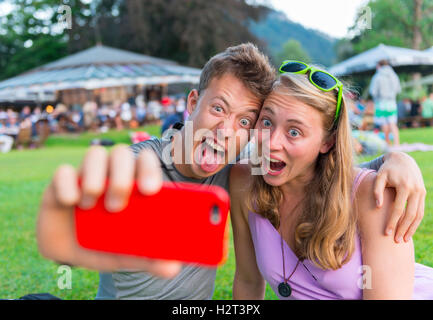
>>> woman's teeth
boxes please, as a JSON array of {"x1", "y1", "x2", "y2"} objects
[{"x1": 264, "y1": 155, "x2": 286, "y2": 172}]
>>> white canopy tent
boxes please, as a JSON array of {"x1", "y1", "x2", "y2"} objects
[
  {"x1": 0, "y1": 45, "x2": 201, "y2": 103},
  {"x1": 329, "y1": 44, "x2": 433, "y2": 77}
]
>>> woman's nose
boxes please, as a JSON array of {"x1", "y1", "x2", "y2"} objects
[{"x1": 269, "y1": 128, "x2": 284, "y2": 151}]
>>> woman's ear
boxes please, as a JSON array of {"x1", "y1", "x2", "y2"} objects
[
  {"x1": 186, "y1": 89, "x2": 199, "y2": 116},
  {"x1": 320, "y1": 133, "x2": 336, "y2": 154}
]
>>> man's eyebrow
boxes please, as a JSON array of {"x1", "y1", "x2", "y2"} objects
[
  {"x1": 263, "y1": 106, "x2": 274, "y2": 114},
  {"x1": 215, "y1": 96, "x2": 259, "y2": 115},
  {"x1": 214, "y1": 96, "x2": 230, "y2": 108}
]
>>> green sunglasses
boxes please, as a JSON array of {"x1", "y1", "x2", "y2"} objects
[{"x1": 279, "y1": 60, "x2": 343, "y2": 121}]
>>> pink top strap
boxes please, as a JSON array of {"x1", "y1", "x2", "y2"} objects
[{"x1": 351, "y1": 168, "x2": 375, "y2": 203}]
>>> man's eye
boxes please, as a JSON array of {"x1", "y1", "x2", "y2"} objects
[
  {"x1": 213, "y1": 106, "x2": 223, "y2": 113},
  {"x1": 262, "y1": 119, "x2": 272, "y2": 127},
  {"x1": 240, "y1": 118, "x2": 250, "y2": 127},
  {"x1": 289, "y1": 129, "x2": 300, "y2": 137}
]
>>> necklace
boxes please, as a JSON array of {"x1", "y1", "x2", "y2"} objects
[{"x1": 278, "y1": 231, "x2": 301, "y2": 297}]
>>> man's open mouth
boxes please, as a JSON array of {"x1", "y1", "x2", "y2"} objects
[{"x1": 197, "y1": 137, "x2": 226, "y2": 173}]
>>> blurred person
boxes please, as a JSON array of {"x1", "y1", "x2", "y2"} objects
[
  {"x1": 135, "y1": 93, "x2": 146, "y2": 125},
  {"x1": 146, "y1": 99, "x2": 162, "y2": 124},
  {"x1": 369, "y1": 60, "x2": 401, "y2": 146},
  {"x1": 421, "y1": 92, "x2": 433, "y2": 126},
  {"x1": 176, "y1": 97, "x2": 187, "y2": 120},
  {"x1": 82, "y1": 100, "x2": 98, "y2": 131},
  {"x1": 409, "y1": 99, "x2": 422, "y2": 128},
  {"x1": 397, "y1": 98, "x2": 412, "y2": 128},
  {"x1": 120, "y1": 100, "x2": 132, "y2": 128},
  {"x1": 19, "y1": 106, "x2": 31, "y2": 121},
  {"x1": 360, "y1": 100, "x2": 375, "y2": 131}
]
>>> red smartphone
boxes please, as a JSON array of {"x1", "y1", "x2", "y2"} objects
[{"x1": 74, "y1": 181, "x2": 230, "y2": 267}]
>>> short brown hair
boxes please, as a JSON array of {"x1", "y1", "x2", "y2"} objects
[{"x1": 198, "y1": 43, "x2": 276, "y2": 102}]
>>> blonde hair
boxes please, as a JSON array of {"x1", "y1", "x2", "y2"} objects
[{"x1": 249, "y1": 72, "x2": 356, "y2": 270}]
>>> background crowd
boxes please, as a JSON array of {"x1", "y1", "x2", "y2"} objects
[{"x1": 0, "y1": 94, "x2": 187, "y2": 152}]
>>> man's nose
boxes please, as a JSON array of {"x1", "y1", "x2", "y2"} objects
[{"x1": 216, "y1": 118, "x2": 236, "y2": 139}]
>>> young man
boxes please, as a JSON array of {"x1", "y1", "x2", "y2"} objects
[{"x1": 37, "y1": 43, "x2": 426, "y2": 299}]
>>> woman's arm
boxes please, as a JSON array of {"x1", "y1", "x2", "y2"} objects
[
  {"x1": 229, "y1": 164, "x2": 266, "y2": 300},
  {"x1": 356, "y1": 170, "x2": 415, "y2": 299}
]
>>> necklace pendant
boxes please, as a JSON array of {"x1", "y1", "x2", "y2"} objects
[{"x1": 278, "y1": 282, "x2": 292, "y2": 297}]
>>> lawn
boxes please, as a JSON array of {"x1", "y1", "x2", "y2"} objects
[{"x1": 0, "y1": 126, "x2": 432, "y2": 300}]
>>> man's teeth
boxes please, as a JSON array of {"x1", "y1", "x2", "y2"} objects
[{"x1": 205, "y1": 139, "x2": 225, "y2": 153}]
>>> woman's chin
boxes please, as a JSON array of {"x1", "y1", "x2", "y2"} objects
[{"x1": 263, "y1": 174, "x2": 286, "y2": 187}]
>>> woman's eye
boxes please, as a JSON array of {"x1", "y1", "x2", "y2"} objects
[
  {"x1": 240, "y1": 118, "x2": 250, "y2": 127},
  {"x1": 262, "y1": 119, "x2": 272, "y2": 127},
  {"x1": 289, "y1": 129, "x2": 300, "y2": 137}
]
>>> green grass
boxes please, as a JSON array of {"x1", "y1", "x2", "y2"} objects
[{"x1": 0, "y1": 127, "x2": 432, "y2": 300}]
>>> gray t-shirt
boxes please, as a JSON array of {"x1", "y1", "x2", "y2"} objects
[{"x1": 96, "y1": 137, "x2": 231, "y2": 300}]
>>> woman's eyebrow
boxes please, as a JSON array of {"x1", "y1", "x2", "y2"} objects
[{"x1": 287, "y1": 119, "x2": 311, "y2": 129}]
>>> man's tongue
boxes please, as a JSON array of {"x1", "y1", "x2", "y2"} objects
[{"x1": 199, "y1": 142, "x2": 223, "y2": 173}]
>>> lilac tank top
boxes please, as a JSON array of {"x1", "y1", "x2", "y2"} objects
[{"x1": 248, "y1": 168, "x2": 433, "y2": 299}]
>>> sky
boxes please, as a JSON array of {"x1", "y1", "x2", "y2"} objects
[{"x1": 268, "y1": 0, "x2": 369, "y2": 38}]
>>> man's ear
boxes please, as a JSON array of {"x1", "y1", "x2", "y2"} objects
[
  {"x1": 320, "y1": 133, "x2": 336, "y2": 154},
  {"x1": 186, "y1": 89, "x2": 199, "y2": 116}
]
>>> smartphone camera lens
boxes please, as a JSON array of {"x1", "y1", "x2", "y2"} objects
[{"x1": 210, "y1": 205, "x2": 221, "y2": 225}]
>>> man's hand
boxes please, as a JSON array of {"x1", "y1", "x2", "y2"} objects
[
  {"x1": 373, "y1": 151, "x2": 426, "y2": 243},
  {"x1": 36, "y1": 145, "x2": 181, "y2": 277}
]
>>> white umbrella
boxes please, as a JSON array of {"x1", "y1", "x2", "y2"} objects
[{"x1": 329, "y1": 44, "x2": 433, "y2": 77}]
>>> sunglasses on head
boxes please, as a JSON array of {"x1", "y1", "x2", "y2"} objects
[{"x1": 278, "y1": 60, "x2": 343, "y2": 121}]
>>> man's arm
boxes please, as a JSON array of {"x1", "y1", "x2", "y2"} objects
[
  {"x1": 358, "y1": 151, "x2": 426, "y2": 244},
  {"x1": 230, "y1": 164, "x2": 266, "y2": 300}
]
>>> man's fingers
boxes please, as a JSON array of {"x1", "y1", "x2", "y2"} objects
[
  {"x1": 79, "y1": 146, "x2": 108, "y2": 209},
  {"x1": 53, "y1": 164, "x2": 80, "y2": 207},
  {"x1": 105, "y1": 145, "x2": 135, "y2": 212},
  {"x1": 393, "y1": 194, "x2": 418, "y2": 243},
  {"x1": 404, "y1": 194, "x2": 425, "y2": 242},
  {"x1": 137, "y1": 149, "x2": 163, "y2": 195},
  {"x1": 373, "y1": 172, "x2": 387, "y2": 208},
  {"x1": 386, "y1": 189, "x2": 409, "y2": 238}
]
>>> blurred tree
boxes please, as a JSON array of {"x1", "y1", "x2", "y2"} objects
[
  {"x1": 340, "y1": 0, "x2": 433, "y2": 61},
  {"x1": 68, "y1": 0, "x2": 269, "y2": 67},
  {"x1": 273, "y1": 39, "x2": 310, "y2": 67},
  {"x1": 0, "y1": 0, "x2": 269, "y2": 80},
  {"x1": 0, "y1": 0, "x2": 70, "y2": 80}
]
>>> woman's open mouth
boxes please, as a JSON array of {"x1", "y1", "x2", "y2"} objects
[
  {"x1": 197, "y1": 137, "x2": 226, "y2": 173},
  {"x1": 264, "y1": 155, "x2": 286, "y2": 176}
]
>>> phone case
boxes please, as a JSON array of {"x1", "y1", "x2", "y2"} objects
[{"x1": 74, "y1": 181, "x2": 230, "y2": 266}]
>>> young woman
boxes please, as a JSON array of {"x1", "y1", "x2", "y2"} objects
[{"x1": 230, "y1": 61, "x2": 433, "y2": 300}]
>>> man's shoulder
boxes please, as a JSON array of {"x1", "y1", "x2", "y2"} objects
[{"x1": 129, "y1": 138, "x2": 163, "y2": 157}]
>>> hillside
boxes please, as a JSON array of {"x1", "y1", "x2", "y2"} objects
[{"x1": 249, "y1": 9, "x2": 337, "y2": 67}]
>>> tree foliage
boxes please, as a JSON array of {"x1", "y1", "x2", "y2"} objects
[
  {"x1": 335, "y1": 0, "x2": 433, "y2": 62},
  {"x1": 273, "y1": 39, "x2": 311, "y2": 67},
  {"x1": 0, "y1": 0, "x2": 268, "y2": 80}
]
